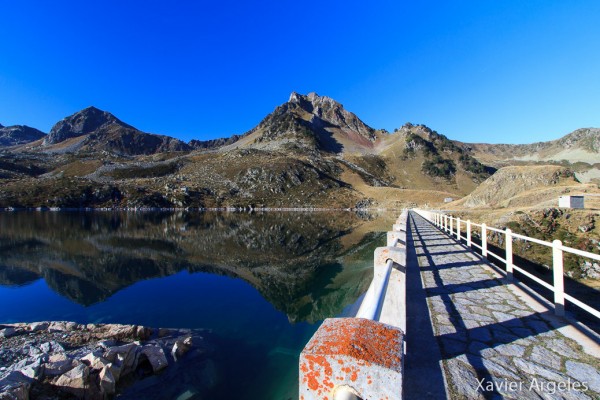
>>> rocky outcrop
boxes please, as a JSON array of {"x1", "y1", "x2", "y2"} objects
[
  {"x1": 0, "y1": 322, "x2": 207, "y2": 399},
  {"x1": 0, "y1": 125, "x2": 46, "y2": 147}
]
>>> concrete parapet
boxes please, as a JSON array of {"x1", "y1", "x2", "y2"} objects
[
  {"x1": 300, "y1": 211, "x2": 409, "y2": 399},
  {"x1": 392, "y1": 223, "x2": 406, "y2": 232},
  {"x1": 299, "y1": 318, "x2": 404, "y2": 400},
  {"x1": 387, "y1": 231, "x2": 406, "y2": 247},
  {"x1": 373, "y1": 246, "x2": 407, "y2": 331},
  {"x1": 374, "y1": 246, "x2": 406, "y2": 270}
]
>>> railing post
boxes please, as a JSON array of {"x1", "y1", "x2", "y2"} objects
[
  {"x1": 552, "y1": 240, "x2": 565, "y2": 316},
  {"x1": 466, "y1": 220, "x2": 471, "y2": 247},
  {"x1": 457, "y1": 217, "x2": 461, "y2": 241},
  {"x1": 505, "y1": 228, "x2": 513, "y2": 280},
  {"x1": 444, "y1": 215, "x2": 447, "y2": 231},
  {"x1": 481, "y1": 223, "x2": 487, "y2": 259},
  {"x1": 449, "y1": 216, "x2": 453, "y2": 236}
]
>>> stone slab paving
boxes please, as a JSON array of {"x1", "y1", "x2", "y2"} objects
[{"x1": 409, "y1": 212, "x2": 600, "y2": 400}]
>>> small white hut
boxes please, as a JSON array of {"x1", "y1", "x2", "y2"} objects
[{"x1": 558, "y1": 195, "x2": 584, "y2": 209}]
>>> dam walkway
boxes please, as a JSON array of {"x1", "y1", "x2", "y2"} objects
[{"x1": 407, "y1": 211, "x2": 600, "y2": 399}]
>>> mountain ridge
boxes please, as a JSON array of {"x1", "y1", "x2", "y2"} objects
[
  {"x1": 1, "y1": 95, "x2": 598, "y2": 161},
  {"x1": 0, "y1": 92, "x2": 598, "y2": 209}
]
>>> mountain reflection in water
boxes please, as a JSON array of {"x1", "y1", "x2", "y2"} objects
[
  {"x1": 0, "y1": 210, "x2": 396, "y2": 399},
  {"x1": 0, "y1": 211, "x2": 392, "y2": 323}
]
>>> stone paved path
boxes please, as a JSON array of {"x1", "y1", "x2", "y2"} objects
[{"x1": 409, "y1": 211, "x2": 600, "y2": 400}]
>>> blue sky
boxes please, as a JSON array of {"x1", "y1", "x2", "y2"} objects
[{"x1": 0, "y1": 1, "x2": 598, "y2": 144}]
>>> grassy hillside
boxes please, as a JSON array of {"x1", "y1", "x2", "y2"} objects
[{"x1": 451, "y1": 165, "x2": 598, "y2": 209}]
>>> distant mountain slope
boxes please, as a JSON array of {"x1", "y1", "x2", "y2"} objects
[
  {"x1": 465, "y1": 128, "x2": 600, "y2": 166},
  {"x1": 370, "y1": 123, "x2": 493, "y2": 196},
  {"x1": 42, "y1": 106, "x2": 191, "y2": 155},
  {"x1": 0, "y1": 125, "x2": 46, "y2": 147},
  {"x1": 451, "y1": 165, "x2": 592, "y2": 209}
]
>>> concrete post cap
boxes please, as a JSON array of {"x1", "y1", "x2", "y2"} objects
[
  {"x1": 387, "y1": 231, "x2": 406, "y2": 247},
  {"x1": 374, "y1": 246, "x2": 406, "y2": 269},
  {"x1": 300, "y1": 318, "x2": 404, "y2": 400},
  {"x1": 392, "y1": 223, "x2": 406, "y2": 232}
]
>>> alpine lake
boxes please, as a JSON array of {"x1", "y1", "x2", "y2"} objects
[{"x1": 0, "y1": 210, "x2": 396, "y2": 399}]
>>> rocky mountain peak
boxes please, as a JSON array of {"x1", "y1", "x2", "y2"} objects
[
  {"x1": 288, "y1": 91, "x2": 340, "y2": 111},
  {"x1": 45, "y1": 106, "x2": 131, "y2": 145},
  {"x1": 285, "y1": 92, "x2": 376, "y2": 142},
  {"x1": 306, "y1": 91, "x2": 336, "y2": 105},
  {"x1": 288, "y1": 91, "x2": 302, "y2": 103},
  {"x1": 0, "y1": 123, "x2": 4, "y2": 128},
  {"x1": 306, "y1": 92, "x2": 319, "y2": 101}
]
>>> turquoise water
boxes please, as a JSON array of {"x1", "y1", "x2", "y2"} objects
[{"x1": 0, "y1": 211, "x2": 392, "y2": 399}]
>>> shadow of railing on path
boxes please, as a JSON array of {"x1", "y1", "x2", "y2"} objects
[
  {"x1": 424, "y1": 278, "x2": 506, "y2": 297},
  {"x1": 419, "y1": 260, "x2": 485, "y2": 272},
  {"x1": 437, "y1": 310, "x2": 567, "y2": 360},
  {"x1": 411, "y1": 213, "x2": 510, "y2": 398}
]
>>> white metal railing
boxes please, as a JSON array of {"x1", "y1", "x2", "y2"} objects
[
  {"x1": 356, "y1": 210, "x2": 407, "y2": 321},
  {"x1": 356, "y1": 259, "x2": 394, "y2": 319},
  {"x1": 414, "y1": 209, "x2": 600, "y2": 320}
]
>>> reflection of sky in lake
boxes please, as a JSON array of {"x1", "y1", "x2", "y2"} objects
[{"x1": 0, "y1": 211, "x2": 392, "y2": 399}]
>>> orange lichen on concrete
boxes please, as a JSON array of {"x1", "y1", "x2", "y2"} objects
[
  {"x1": 300, "y1": 318, "x2": 404, "y2": 400},
  {"x1": 307, "y1": 375, "x2": 320, "y2": 391},
  {"x1": 301, "y1": 362, "x2": 309, "y2": 373},
  {"x1": 305, "y1": 354, "x2": 333, "y2": 377},
  {"x1": 303, "y1": 318, "x2": 403, "y2": 370},
  {"x1": 303, "y1": 353, "x2": 335, "y2": 393}
]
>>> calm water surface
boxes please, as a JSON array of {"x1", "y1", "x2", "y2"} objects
[{"x1": 0, "y1": 211, "x2": 394, "y2": 399}]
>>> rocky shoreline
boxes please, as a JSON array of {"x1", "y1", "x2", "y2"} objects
[{"x1": 0, "y1": 322, "x2": 212, "y2": 399}]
